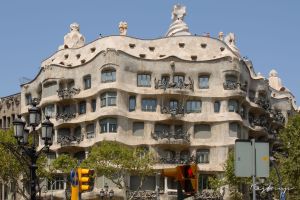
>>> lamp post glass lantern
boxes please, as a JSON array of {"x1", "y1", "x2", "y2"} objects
[
  {"x1": 29, "y1": 102, "x2": 40, "y2": 127},
  {"x1": 100, "y1": 184, "x2": 114, "y2": 199},
  {"x1": 12, "y1": 104, "x2": 54, "y2": 200},
  {"x1": 13, "y1": 115, "x2": 26, "y2": 139}
]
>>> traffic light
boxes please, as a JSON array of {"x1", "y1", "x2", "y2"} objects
[
  {"x1": 177, "y1": 164, "x2": 198, "y2": 195},
  {"x1": 161, "y1": 164, "x2": 198, "y2": 197},
  {"x1": 77, "y1": 168, "x2": 95, "y2": 192}
]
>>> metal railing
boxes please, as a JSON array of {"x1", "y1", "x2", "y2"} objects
[
  {"x1": 154, "y1": 77, "x2": 194, "y2": 91},
  {"x1": 151, "y1": 129, "x2": 190, "y2": 142},
  {"x1": 57, "y1": 87, "x2": 80, "y2": 99},
  {"x1": 57, "y1": 135, "x2": 84, "y2": 146}
]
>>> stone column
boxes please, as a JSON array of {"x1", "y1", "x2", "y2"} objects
[
  {"x1": 85, "y1": 149, "x2": 89, "y2": 158},
  {"x1": 81, "y1": 123, "x2": 86, "y2": 140},
  {"x1": 87, "y1": 99, "x2": 92, "y2": 113},
  {"x1": 164, "y1": 177, "x2": 168, "y2": 193},
  {"x1": 136, "y1": 94, "x2": 141, "y2": 111}
]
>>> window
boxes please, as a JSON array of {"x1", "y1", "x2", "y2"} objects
[
  {"x1": 47, "y1": 176, "x2": 64, "y2": 190},
  {"x1": 91, "y1": 99, "x2": 96, "y2": 112},
  {"x1": 249, "y1": 90, "x2": 256, "y2": 102},
  {"x1": 229, "y1": 122, "x2": 241, "y2": 137},
  {"x1": 100, "y1": 118, "x2": 117, "y2": 133},
  {"x1": 57, "y1": 128, "x2": 70, "y2": 140},
  {"x1": 25, "y1": 93, "x2": 32, "y2": 105},
  {"x1": 44, "y1": 104, "x2": 55, "y2": 118},
  {"x1": 101, "y1": 69, "x2": 116, "y2": 83},
  {"x1": 198, "y1": 75, "x2": 210, "y2": 89},
  {"x1": 240, "y1": 105, "x2": 246, "y2": 119},
  {"x1": 169, "y1": 100, "x2": 178, "y2": 109},
  {"x1": 214, "y1": 101, "x2": 221, "y2": 113},
  {"x1": 225, "y1": 74, "x2": 238, "y2": 84},
  {"x1": 133, "y1": 122, "x2": 144, "y2": 136},
  {"x1": 228, "y1": 99, "x2": 239, "y2": 112},
  {"x1": 43, "y1": 81, "x2": 58, "y2": 98},
  {"x1": 196, "y1": 149, "x2": 209, "y2": 163},
  {"x1": 101, "y1": 92, "x2": 117, "y2": 107},
  {"x1": 74, "y1": 151, "x2": 86, "y2": 161},
  {"x1": 199, "y1": 174, "x2": 213, "y2": 191},
  {"x1": 142, "y1": 99, "x2": 157, "y2": 112},
  {"x1": 74, "y1": 126, "x2": 81, "y2": 138},
  {"x1": 173, "y1": 75, "x2": 185, "y2": 85},
  {"x1": 129, "y1": 96, "x2": 136, "y2": 111},
  {"x1": 78, "y1": 101, "x2": 86, "y2": 114},
  {"x1": 137, "y1": 74, "x2": 151, "y2": 87},
  {"x1": 194, "y1": 124, "x2": 211, "y2": 138},
  {"x1": 86, "y1": 124, "x2": 95, "y2": 138},
  {"x1": 186, "y1": 100, "x2": 201, "y2": 113},
  {"x1": 161, "y1": 75, "x2": 170, "y2": 84},
  {"x1": 83, "y1": 75, "x2": 91, "y2": 89},
  {"x1": 47, "y1": 152, "x2": 56, "y2": 165},
  {"x1": 154, "y1": 124, "x2": 170, "y2": 137},
  {"x1": 180, "y1": 150, "x2": 190, "y2": 163}
]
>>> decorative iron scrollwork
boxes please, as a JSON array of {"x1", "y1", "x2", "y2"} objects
[
  {"x1": 57, "y1": 135, "x2": 84, "y2": 146},
  {"x1": 161, "y1": 105, "x2": 185, "y2": 117},
  {"x1": 249, "y1": 115, "x2": 269, "y2": 129},
  {"x1": 223, "y1": 81, "x2": 240, "y2": 90},
  {"x1": 194, "y1": 189, "x2": 224, "y2": 200},
  {"x1": 56, "y1": 112, "x2": 76, "y2": 121},
  {"x1": 270, "y1": 110, "x2": 285, "y2": 124},
  {"x1": 57, "y1": 88, "x2": 80, "y2": 99},
  {"x1": 151, "y1": 129, "x2": 190, "y2": 142},
  {"x1": 154, "y1": 77, "x2": 194, "y2": 91},
  {"x1": 128, "y1": 190, "x2": 158, "y2": 200},
  {"x1": 254, "y1": 97, "x2": 271, "y2": 111}
]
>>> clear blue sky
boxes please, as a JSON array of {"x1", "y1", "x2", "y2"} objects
[{"x1": 0, "y1": 1, "x2": 299, "y2": 106}]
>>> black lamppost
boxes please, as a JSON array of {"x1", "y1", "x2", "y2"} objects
[
  {"x1": 13, "y1": 101, "x2": 54, "y2": 200},
  {"x1": 100, "y1": 183, "x2": 114, "y2": 199}
]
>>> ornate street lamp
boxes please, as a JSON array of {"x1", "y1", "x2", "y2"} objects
[{"x1": 12, "y1": 100, "x2": 54, "y2": 200}]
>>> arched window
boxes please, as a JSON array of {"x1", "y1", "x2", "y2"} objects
[
  {"x1": 101, "y1": 68, "x2": 116, "y2": 83},
  {"x1": 186, "y1": 100, "x2": 202, "y2": 113},
  {"x1": 83, "y1": 74, "x2": 91, "y2": 89}
]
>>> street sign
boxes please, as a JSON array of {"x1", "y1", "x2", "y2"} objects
[
  {"x1": 234, "y1": 139, "x2": 269, "y2": 178},
  {"x1": 70, "y1": 169, "x2": 78, "y2": 186}
]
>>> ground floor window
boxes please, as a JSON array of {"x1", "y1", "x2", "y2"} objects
[
  {"x1": 198, "y1": 174, "x2": 213, "y2": 192},
  {"x1": 47, "y1": 176, "x2": 65, "y2": 190}
]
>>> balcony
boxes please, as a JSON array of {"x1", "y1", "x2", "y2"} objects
[
  {"x1": 154, "y1": 77, "x2": 194, "y2": 91},
  {"x1": 57, "y1": 135, "x2": 84, "y2": 146},
  {"x1": 151, "y1": 129, "x2": 190, "y2": 143},
  {"x1": 270, "y1": 110, "x2": 285, "y2": 124},
  {"x1": 254, "y1": 97, "x2": 271, "y2": 111},
  {"x1": 161, "y1": 105, "x2": 184, "y2": 117},
  {"x1": 57, "y1": 87, "x2": 80, "y2": 99},
  {"x1": 56, "y1": 112, "x2": 76, "y2": 121},
  {"x1": 159, "y1": 156, "x2": 195, "y2": 165},
  {"x1": 249, "y1": 115, "x2": 269, "y2": 129},
  {"x1": 223, "y1": 81, "x2": 240, "y2": 90}
]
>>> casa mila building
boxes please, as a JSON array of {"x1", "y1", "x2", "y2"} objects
[{"x1": 2, "y1": 4, "x2": 296, "y2": 200}]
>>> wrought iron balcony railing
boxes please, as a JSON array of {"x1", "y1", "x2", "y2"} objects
[
  {"x1": 161, "y1": 105, "x2": 184, "y2": 117},
  {"x1": 56, "y1": 112, "x2": 76, "y2": 121},
  {"x1": 128, "y1": 190, "x2": 158, "y2": 200},
  {"x1": 57, "y1": 87, "x2": 80, "y2": 99},
  {"x1": 249, "y1": 115, "x2": 269, "y2": 129},
  {"x1": 151, "y1": 129, "x2": 190, "y2": 142},
  {"x1": 159, "y1": 155, "x2": 196, "y2": 165},
  {"x1": 254, "y1": 97, "x2": 271, "y2": 111},
  {"x1": 223, "y1": 81, "x2": 240, "y2": 90},
  {"x1": 270, "y1": 110, "x2": 285, "y2": 124},
  {"x1": 154, "y1": 77, "x2": 194, "y2": 91},
  {"x1": 57, "y1": 135, "x2": 84, "y2": 146}
]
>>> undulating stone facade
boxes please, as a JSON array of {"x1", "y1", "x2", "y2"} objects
[{"x1": 1, "y1": 4, "x2": 297, "y2": 200}]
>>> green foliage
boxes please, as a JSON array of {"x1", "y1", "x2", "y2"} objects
[
  {"x1": 82, "y1": 141, "x2": 155, "y2": 190},
  {"x1": 275, "y1": 114, "x2": 300, "y2": 198},
  {"x1": 51, "y1": 154, "x2": 78, "y2": 173}
]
